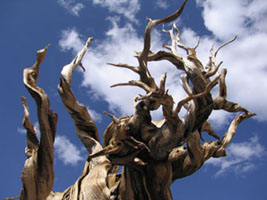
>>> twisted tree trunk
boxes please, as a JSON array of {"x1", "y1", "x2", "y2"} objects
[{"x1": 8, "y1": 0, "x2": 255, "y2": 199}]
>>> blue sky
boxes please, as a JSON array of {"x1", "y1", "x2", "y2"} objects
[{"x1": 1, "y1": 0, "x2": 267, "y2": 199}]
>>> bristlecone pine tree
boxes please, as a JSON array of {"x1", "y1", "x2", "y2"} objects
[{"x1": 7, "y1": 0, "x2": 255, "y2": 199}]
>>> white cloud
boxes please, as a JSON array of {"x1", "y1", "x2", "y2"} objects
[
  {"x1": 59, "y1": 29, "x2": 84, "y2": 52},
  {"x1": 56, "y1": 0, "x2": 267, "y2": 181},
  {"x1": 18, "y1": 123, "x2": 85, "y2": 166},
  {"x1": 58, "y1": 19, "x2": 185, "y2": 119},
  {"x1": 58, "y1": 0, "x2": 141, "y2": 21},
  {"x1": 58, "y1": 0, "x2": 267, "y2": 125},
  {"x1": 57, "y1": 0, "x2": 84, "y2": 16},
  {"x1": 179, "y1": 27, "x2": 267, "y2": 124},
  {"x1": 156, "y1": 0, "x2": 169, "y2": 9},
  {"x1": 206, "y1": 136, "x2": 265, "y2": 176},
  {"x1": 54, "y1": 135, "x2": 84, "y2": 166},
  {"x1": 208, "y1": 110, "x2": 233, "y2": 129},
  {"x1": 192, "y1": 0, "x2": 267, "y2": 123},
  {"x1": 196, "y1": 0, "x2": 267, "y2": 40},
  {"x1": 87, "y1": 107, "x2": 103, "y2": 123},
  {"x1": 92, "y1": 0, "x2": 140, "y2": 23}
]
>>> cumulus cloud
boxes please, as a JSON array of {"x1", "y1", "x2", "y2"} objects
[
  {"x1": 197, "y1": 0, "x2": 267, "y2": 40},
  {"x1": 92, "y1": 0, "x2": 140, "y2": 23},
  {"x1": 56, "y1": 0, "x2": 267, "y2": 181},
  {"x1": 57, "y1": 0, "x2": 84, "y2": 16},
  {"x1": 206, "y1": 136, "x2": 265, "y2": 176},
  {"x1": 17, "y1": 121, "x2": 86, "y2": 166},
  {"x1": 192, "y1": 0, "x2": 267, "y2": 123},
  {"x1": 58, "y1": 0, "x2": 267, "y2": 125},
  {"x1": 58, "y1": 18, "x2": 185, "y2": 119},
  {"x1": 54, "y1": 135, "x2": 84, "y2": 166},
  {"x1": 58, "y1": 0, "x2": 141, "y2": 22},
  {"x1": 180, "y1": 28, "x2": 267, "y2": 124},
  {"x1": 59, "y1": 29, "x2": 84, "y2": 52}
]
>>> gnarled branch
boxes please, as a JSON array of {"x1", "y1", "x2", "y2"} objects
[
  {"x1": 21, "y1": 45, "x2": 58, "y2": 200},
  {"x1": 58, "y1": 37, "x2": 119, "y2": 200},
  {"x1": 16, "y1": 1, "x2": 255, "y2": 200}
]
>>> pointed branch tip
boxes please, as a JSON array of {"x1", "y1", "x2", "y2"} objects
[
  {"x1": 215, "y1": 35, "x2": 237, "y2": 57},
  {"x1": 104, "y1": 112, "x2": 120, "y2": 124}
]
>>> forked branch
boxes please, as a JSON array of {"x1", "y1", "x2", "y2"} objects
[
  {"x1": 206, "y1": 36, "x2": 237, "y2": 78},
  {"x1": 109, "y1": 0, "x2": 188, "y2": 111}
]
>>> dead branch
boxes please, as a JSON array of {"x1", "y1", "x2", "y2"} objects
[
  {"x1": 16, "y1": 1, "x2": 254, "y2": 200},
  {"x1": 21, "y1": 45, "x2": 58, "y2": 200},
  {"x1": 58, "y1": 38, "x2": 120, "y2": 199},
  {"x1": 61, "y1": 37, "x2": 93, "y2": 85}
]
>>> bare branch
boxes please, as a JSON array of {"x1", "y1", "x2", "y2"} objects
[
  {"x1": 21, "y1": 96, "x2": 39, "y2": 153},
  {"x1": 194, "y1": 37, "x2": 200, "y2": 49},
  {"x1": 162, "y1": 24, "x2": 178, "y2": 55},
  {"x1": 214, "y1": 69, "x2": 248, "y2": 113},
  {"x1": 205, "y1": 36, "x2": 237, "y2": 78},
  {"x1": 58, "y1": 37, "x2": 100, "y2": 146},
  {"x1": 61, "y1": 37, "x2": 93, "y2": 85},
  {"x1": 141, "y1": 0, "x2": 188, "y2": 59},
  {"x1": 16, "y1": 2, "x2": 253, "y2": 199},
  {"x1": 104, "y1": 112, "x2": 120, "y2": 124},
  {"x1": 108, "y1": 0, "x2": 188, "y2": 103},
  {"x1": 217, "y1": 112, "x2": 255, "y2": 152},
  {"x1": 180, "y1": 73, "x2": 192, "y2": 95},
  {"x1": 174, "y1": 74, "x2": 220, "y2": 115},
  {"x1": 22, "y1": 45, "x2": 58, "y2": 200},
  {"x1": 170, "y1": 112, "x2": 254, "y2": 181},
  {"x1": 160, "y1": 73, "x2": 167, "y2": 92},
  {"x1": 205, "y1": 61, "x2": 223, "y2": 79},
  {"x1": 215, "y1": 35, "x2": 237, "y2": 57},
  {"x1": 58, "y1": 38, "x2": 120, "y2": 200},
  {"x1": 33, "y1": 44, "x2": 51, "y2": 70},
  {"x1": 107, "y1": 63, "x2": 139, "y2": 73},
  {"x1": 111, "y1": 80, "x2": 152, "y2": 92},
  {"x1": 173, "y1": 23, "x2": 198, "y2": 57},
  {"x1": 201, "y1": 121, "x2": 220, "y2": 140},
  {"x1": 145, "y1": 50, "x2": 185, "y2": 70}
]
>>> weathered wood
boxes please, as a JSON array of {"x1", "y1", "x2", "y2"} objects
[
  {"x1": 11, "y1": 0, "x2": 255, "y2": 199},
  {"x1": 20, "y1": 45, "x2": 58, "y2": 200},
  {"x1": 58, "y1": 38, "x2": 119, "y2": 200}
]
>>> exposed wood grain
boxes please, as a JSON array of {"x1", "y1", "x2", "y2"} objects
[{"x1": 12, "y1": 1, "x2": 255, "y2": 199}]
